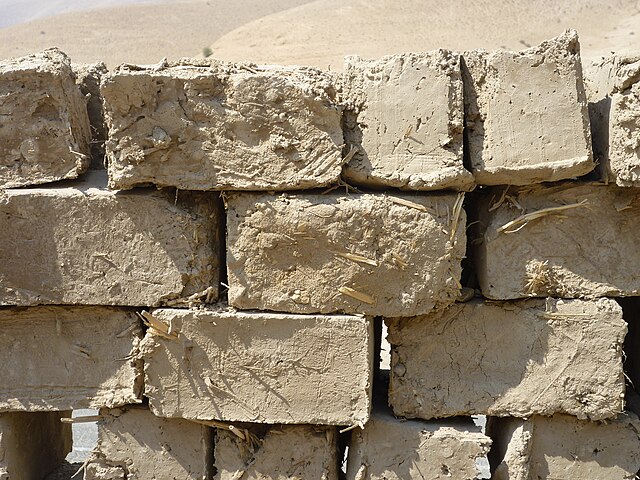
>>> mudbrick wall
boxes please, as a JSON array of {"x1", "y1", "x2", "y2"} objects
[{"x1": 1, "y1": 28, "x2": 640, "y2": 480}]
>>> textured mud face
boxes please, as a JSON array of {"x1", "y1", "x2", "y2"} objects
[
  {"x1": 0, "y1": 48, "x2": 91, "y2": 188},
  {"x1": 346, "y1": 410, "x2": 490, "y2": 480},
  {"x1": 0, "y1": 172, "x2": 220, "y2": 306},
  {"x1": 215, "y1": 425, "x2": 338, "y2": 480},
  {"x1": 85, "y1": 407, "x2": 213, "y2": 480},
  {"x1": 140, "y1": 308, "x2": 373, "y2": 425},
  {"x1": 0, "y1": 411, "x2": 72, "y2": 480},
  {"x1": 585, "y1": 55, "x2": 640, "y2": 186},
  {"x1": 462, "y1": 30, "x2": 594, "y2": 185},
  {"x1": 488, "y1": 413, "x2": 640, "y2": 480},
  {"x1": 0, "y1": 306, "x2": 142, "y2": 412},
  {"x1": 387, "y1": 298, "x2": 626, "y2": 421},
  {"x1": 226, "y1": 192, "x2": 466, "y2": 316},
  {"x1": 102, "y1": 60, "x2": 344, "y2": 191},
  {"x1": 342, "y1": 51, "x2": 473, "y2": 190},
  {"x1": 476, "y1": 183, "x2": 640, "y2": 299}
]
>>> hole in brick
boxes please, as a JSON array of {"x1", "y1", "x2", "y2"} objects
[
  {"x1": 43, "y1": 409, "x2": 98, "y2": 479},
  {"x1": 619, "y1": 297, "x2": 640, "y2": 414}
]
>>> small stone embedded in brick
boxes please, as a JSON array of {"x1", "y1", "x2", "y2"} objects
[
  {"x1": 226, "y1": 192, "x2": 466, "y2": 316},
  {"x1": 140, "y1": 307, "x2": 373, "y2": 425},
  {"x1": 0, "y1": 48, "x2": 91, "y2": 188},
  {"x1": 342, "y1": 51, "x2": 473, "y2": 191},
  {"x1": 101, "y1": 60, "x2": 344, "y2": 191}
]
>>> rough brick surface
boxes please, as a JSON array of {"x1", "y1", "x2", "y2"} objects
[
  {"x1": 85, "y1": 407, "x2": 213, "y2": 480},
  {"x1": 215, "y1": 424, "x2": 338, "y2": 480},
  {"x1": 488, "y1": 413, "x2": 640, "y2": 480},
  {"x1": 226, "y1": 192, "x2": 466, "y2": 316},
  {"x1": 0, "y1": 172, "x2": 220, "y2": 306},
  {"x1": 585, "y1": 55, "x2": 640, "y2": 186},
  {"x1": 462, "y1": 30, "x2": 594, "y2": 185},
  {"x1": 346, "y1": 410, "x2": 490, "y2": 480},
  {"x1": 0, "y1": 411, "x2": 72, "y2": 480},
  {"x1": 140, "y1": 307, "x2": 373, "y2": 425},
  {"x1": 0, "y1": 306, "x2": 142, "y2": 412},
  {"x1": 102, "y1": 60, "x2": 344, "y2": 191},
  {"x1": 0, "y1": 48, "x2": 91, "y2": 188},
  {"x1": 476, "y1": 183, "x2": 640, "y2": 299},
  {"x1": 342, "y1": 51, "x2": 473, "y2": 190},
  {"x1": 387, "y1": 298, "x2": 626, "y2": 421}
]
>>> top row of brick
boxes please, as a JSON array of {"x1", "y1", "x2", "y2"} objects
[{"x1": 1, "y1": 30, "x2": 597, "y2": 190}]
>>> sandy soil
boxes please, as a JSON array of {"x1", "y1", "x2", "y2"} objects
[
  {"x1": 207, "y1": 0, "x2": 640, "y2": 69},
  {"x1": 2, "y1": 0, "x2": 640, "y2": 68},
  {"x1": 0, "y1": 0, "x2": 313, "y2": 66}
]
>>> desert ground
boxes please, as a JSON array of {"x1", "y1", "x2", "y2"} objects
[{"x1": 1, "y1": 0, "x2": 640, "y2": 69}]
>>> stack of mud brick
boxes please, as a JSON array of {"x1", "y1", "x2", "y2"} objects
[{"x1": 1, "y1": 28, "x2": 640, "y2": 479}]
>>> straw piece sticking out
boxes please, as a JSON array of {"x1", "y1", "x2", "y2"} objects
[
  {"x1": 336, "y1": 252, "x2": 378, "y2": 267},
  {"x1": 338, "y1": 286, "x2": 375, "y2": 304},
  {"x1": 137, "y1": 311, "x2": 179, "y2": 341},
  {"x1": 387, "y1": 196, "x2": 435, "y2": 213},
  {"x1": 497, "y1": 199, "x2": 589, "y2": 234}
]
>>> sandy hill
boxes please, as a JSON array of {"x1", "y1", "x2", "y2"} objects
[
  {"x1": 0, "y1": 0, "x2": 312, "y2": 66},
  {"x1": 207, "y1": 0, "x2": 640, "y2": 69}
]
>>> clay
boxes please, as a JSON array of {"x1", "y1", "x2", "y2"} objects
[
  {"x1": 585, "y1": 55, "x2": 640, "y2": 186},
  {"x1": 74, "y1": 62, "x2": 109, "y2": 169},
  {"x1": 0, "y1": 48, "x2": 91, "y2": 188},
  {"x1": 140, "y1": 307, "x2": 373, "y2": 425},
  {"x1": 0, "y1": 306, "x2": 142, "y2": 412},
  {"x1": 346, "y1": 409, "x2": 490, "y2": 480},
  {"x1": 488, "y1": 413, "x2": 640, "y2": 479},
  {"x1": 226, "y1": 192, "x2": 466, "y2": 316},
  {"x1": 101, "y1": 59, "x2": 344, "y2": 191},
  {"x1": 215, "y1": 424, "x2": 338, "y2": 480},
  {"x1": 0, "y1": 411, "x2": 72, "y2": 479},
  {"x1": 387, "y1": 298, "x2": 626, "y2": 421},
  {"x1": 0, "y1": 171, "x2": 220, "y2": 306},
  {"x1": 85, "y1": 406, "x2": 214, "y2": 480},
  {"x1": 475, "y1": 183, "x2": 640, "y2": 299},
  {"x1": 462, "y1": 30, "x2": 594, "y2": 185},
  {"x1": 342, "y1": 51, "x2": 473, "y2": 190}
]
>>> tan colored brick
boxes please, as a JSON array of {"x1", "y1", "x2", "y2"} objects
[
  {"x1": 346, "y1": 410, "x2": 490, "y2": 480},
  {"x1": 85, "y1": 407, "x2": 213, "y2": 480},
  {"x1": 342, "y1": 51, "x2": 473, "y2": 190},
  {"x1": 476, "y1": 183, "x2": 640, "y2": 299},
  {"x1": 0, "y1": 48, "x2": 90, "y2": 188},
  {"x1": 463, "y1": 30, "x2": 594, "y2": 185},
  {"x1": 102, "y1": 61, "x2": 344, "y2": 191},
  {"x1": 0, "y1": 172, "x2": 220, "y2": 306},
  {"x1": 387, "y1": 298, "x2": 626, "y2": 421},
  {"x1": 585, "y1": 55, "x2": 640, "y2": 186},
  {"x1": 140, "y1": 307, "x2": 373, "y2": 425},
  {"x1": 488, "y1": 413, "x2": 640, "y2": 480},
  {"x1": 226, "y1": 192, "x2": 466, "y2": 316},
  {"x1": 0, "y1": 306, "x2": 142, "y2": 412},
  {"x1": 215, "y1": 424, "x2": 338, "y2": 480}
]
